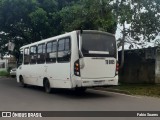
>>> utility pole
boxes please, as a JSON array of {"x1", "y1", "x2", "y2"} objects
[{"x1": 120, "y1": 23, "x2": 126, "y2": 69}]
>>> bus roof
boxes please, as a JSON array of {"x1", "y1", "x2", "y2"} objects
[{"x1": 20, "y1": 30, "x2": 115, "y2": 49}]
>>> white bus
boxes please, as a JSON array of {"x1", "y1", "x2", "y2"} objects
[{"x1": 16, "y1": 30, "x2": 118, "y2": 93}]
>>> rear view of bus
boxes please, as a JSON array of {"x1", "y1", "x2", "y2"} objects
[{"x1": 73, "y1": 30, "x2": 118, "y2": 89}]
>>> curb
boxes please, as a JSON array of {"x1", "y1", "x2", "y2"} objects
[{"x1": 93, "y1": 87, "x2": 131, "y2": 95}]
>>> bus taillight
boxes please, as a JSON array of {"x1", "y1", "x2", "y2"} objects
[
  {"x1": 74, "y1": 60, "x2": 80, "y2": 76},
  {"x1": 116, "y1": 62, "x2": 119, "y2": 75}
]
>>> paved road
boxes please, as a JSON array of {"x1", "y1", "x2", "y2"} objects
[{"x1": 0, "y1": 77, "x2": 160, "y2": 120}]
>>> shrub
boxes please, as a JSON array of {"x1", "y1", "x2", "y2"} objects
[{"x1": 0, "y1": 70, "x2": 9, "y2": 76}]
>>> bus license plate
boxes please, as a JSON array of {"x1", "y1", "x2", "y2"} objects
[{"x1": 94, "y1": 80, "x2": 104, "y2": 85}]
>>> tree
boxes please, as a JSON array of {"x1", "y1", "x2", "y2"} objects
[
  {"x1": 0, "y1": 0, "x2": 117, "y2": 59},
  {"x1": 59, "y1": 0, "x2": 116, "y2": 34},
  {"x1": 113, "y1": 0, "x2": 160, "y2": 68},
  {"x1": 130, "y1": 0, "x2": 160, "y2": 42},
  {"x1": 0, "y1": 0, "x2": 39, "y2": 57}
]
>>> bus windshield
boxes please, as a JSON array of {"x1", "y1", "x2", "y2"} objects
[
  {"x1": 17, "y1": 50, "x2": 23, "y2": 67},
  {"x1": 81, "y1": 32, "x2": 116, "y2": 58}
]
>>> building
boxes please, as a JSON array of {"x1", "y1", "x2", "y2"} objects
[
  {"x1": 118, "y1": 47, "x2": 160, "y2": 84},
  {"x1": 0, "y1": 59, "x2": 8, "y2": 71},
  {"x1": 0, "y1": 55, "x2": 16, "y2": 72}
]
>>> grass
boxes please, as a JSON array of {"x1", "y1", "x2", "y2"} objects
[
  {"x1": 109, "y1": 84, "x2": 160, "y2": 98},
  {"x1": 0, "y1": 70, "x2": 9, "y2": 76}
]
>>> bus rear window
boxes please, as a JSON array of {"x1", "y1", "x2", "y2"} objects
[{"x1": 82, "y1": 32, "x2": 116, "y2": 58}]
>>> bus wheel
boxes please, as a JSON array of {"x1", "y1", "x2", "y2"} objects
[
  {"x1": 19, "y1": 76, "x2": 27, "y2": 88},
  {"x1": 44, "y1": 79, "x2": 52, "y2": 93}
]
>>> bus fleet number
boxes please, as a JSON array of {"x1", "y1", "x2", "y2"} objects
[{"x1": 105, "y1": 60, "x2": 115, "y2": 64}]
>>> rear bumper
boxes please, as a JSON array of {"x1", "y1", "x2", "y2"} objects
[{"x1": 74, "y1": 76, "x2": 118, "y2": 87}]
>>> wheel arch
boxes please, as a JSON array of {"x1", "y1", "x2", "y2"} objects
[
  {"x1": 43, "y1": 77, "x2": 49, "y2": 86},
  {"x1": 18, "y1": 75, "x2": 23, "y2": 82}
]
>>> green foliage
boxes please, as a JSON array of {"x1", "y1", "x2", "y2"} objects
[
  {"x1": 0, "y1": 0, "x2": 116, "y2": 58},
  {"x1": 59, "y1": 0, "x2": 116, "y2": 33},
  {"x1": 113, "y1": 0, "x2": 160, "y2": 43},
  {"x1": 111, "y1": 84, "x2": 160, "y2": 98},
  {"x1": 29, "y1": 8, "x2": 50, "y2": 40},
  {"x1": 0, "y1": 0, "x2": 38, "y2": 57},
  {"x1": 0, "y1": 70, "x2": 9, "y2": 76},
  {"x1": 130, "y1": 0, "x2": 160, "y2": 42},
  {"x1": 0, "y1": 0, "x2": 159, "y2": 59}
]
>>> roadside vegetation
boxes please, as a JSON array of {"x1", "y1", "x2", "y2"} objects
[
  {"x1": 0, "y1": 71, "x2": 9, "y2": 77},
  {"x1": 107, "y1": 84, "x2": 160, "y2": 98}
]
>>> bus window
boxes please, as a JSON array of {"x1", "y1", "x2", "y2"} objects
[
  {"x1": 30, "y1": 46, "x2": 37, "y2": 64},
  {"x1": 57, "y1": 37, "x2": 71, "y2": 62},
  {"x1": 46, "y1": 42, "x2": 52, "y2": 53},
  {"x1": 24, "y1": 48, "x2": 30, "y2": 64},
  {"x1": 46, "y1": 41, "x2": 57, "y2": 63},
  {"x1": 82, "y1": 32, "x2": 116, "y2": 58},
  {"x1": 37, "y1": 43, "x2": 45, "y2": 64}
]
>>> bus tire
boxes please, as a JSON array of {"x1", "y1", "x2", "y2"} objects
[
  {"x1": 19, "y1": 76, "x2": 27, "y2": 88},
  {"x1": 43, "y1": 79, "x2": 52, "y2": 93}
]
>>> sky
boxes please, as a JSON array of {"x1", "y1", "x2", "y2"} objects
[{"x1": 115, "y1": 24, "x2": 160, "y2": 50}]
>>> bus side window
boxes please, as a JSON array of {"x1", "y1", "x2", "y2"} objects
[
  {"x1": 57, "y1": 37, "x2": 71, "y2": 63},
  {"x1": 30, "y1": 46, "x2": 37, "y2": 64},
  {"x1": 24, "y1": 48, "x2": 30, "y2": 64},
  {"x1": 37, "y1": 43, "x2": 45, "y2": 64},
  {"x1": 46, "y1": 41, "x2": 57, "y2": 63}
]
